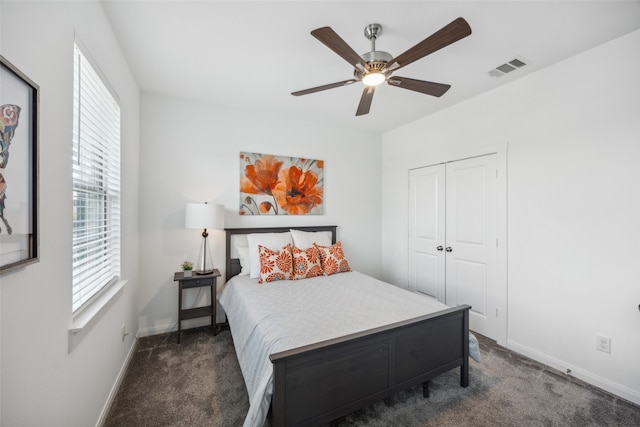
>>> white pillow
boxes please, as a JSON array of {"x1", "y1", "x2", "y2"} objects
[
  {"x1": 236, "y1": 245, "x2": 250, "y2": 276},
  {"x1": 247, "y1": 232, "x2": 293, "y2": 278},
  {"x1": 290, "y1": 229, "x2": 332, "y2": 250}
]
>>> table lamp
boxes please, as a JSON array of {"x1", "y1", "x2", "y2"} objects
[{"x1": 185, "y1": 202, "x2": 224, "y2": 274}]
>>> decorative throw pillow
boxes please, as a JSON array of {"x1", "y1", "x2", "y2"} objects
[
  {"x1": 292, "y1": 245, "x2": 324, "y2": 280},
  {"x1": 315, "y1": 241, "x2": 352, "y2": 276},
  {"x1": 247, "y1": 232, "x2": 293, "y2": 278},
  {"x1": 258, "y1": 243, "x2": 293, "y2": 284}
]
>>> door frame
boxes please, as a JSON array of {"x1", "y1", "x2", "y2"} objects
[{"x1": 408, "y1": 142, "x2": 508, "y2": 346}]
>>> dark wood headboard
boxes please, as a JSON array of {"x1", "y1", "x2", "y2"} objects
[{"x1": 224, "y1": 226, "x2": 337, "y2": 282}]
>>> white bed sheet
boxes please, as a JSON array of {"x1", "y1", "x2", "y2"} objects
[{"x1": 219, "y1": 271, "x2": 451, "y2": 427}]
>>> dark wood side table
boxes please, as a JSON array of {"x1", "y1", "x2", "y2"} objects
[{"x1": 173, "y1": 269, "x2": 221, "y2": 343}]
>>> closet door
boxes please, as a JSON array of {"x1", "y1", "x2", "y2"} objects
[
  {"x1": 408, "y1": 164, "x2": 446, "y2": 302},
  {"x1": 445, "y1": 155, "x2": 497, "y2": 338},
  {"x1": 408, "y1": 154, "x2": 499, "y2": 340}
]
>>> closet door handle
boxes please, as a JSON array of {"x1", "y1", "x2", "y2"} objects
[
  {"x1": 445, "y1": 247, "x2": 453, "y2": 252},
  {"x1": 436, "y1": 246, "x2": 444, "y2": 251}
]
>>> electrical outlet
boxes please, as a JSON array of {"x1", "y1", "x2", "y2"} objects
[
  {"x1": 121, "y1": 325, "x2": 126, "y2": 342},
  {"x1": 596, "y1": 335, "x2": 611, "y2": 354}
]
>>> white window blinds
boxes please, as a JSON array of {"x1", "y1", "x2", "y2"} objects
[{"x1": 72, "y1": 43, "x2": 121, "y2": 313}]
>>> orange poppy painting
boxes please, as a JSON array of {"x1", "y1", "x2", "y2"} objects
[{"x1": 240, "y1": 152, "x2": 324, "y2": 215}]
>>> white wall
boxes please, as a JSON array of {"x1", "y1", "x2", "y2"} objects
[
  {"x1": 0, "y1": 1, "x2": 140, "y2": 425},
  {"x1": 138, "y1": 93, "x2": 381, "y2": 335},
  {"x1": 381, "y1": 30, "x2": 640, "y2": 404}
]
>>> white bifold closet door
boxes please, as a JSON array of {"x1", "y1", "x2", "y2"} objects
[{"x1": 409, "y1": 154, "x2": 498, "y2": 339}]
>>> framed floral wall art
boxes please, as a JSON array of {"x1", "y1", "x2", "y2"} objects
[
  {"x1": 0, "y1": 55, "x2": 39, "y2": 273},
  {"x1": 240, "y1": 152, "x2": 324, "y2": 215}
]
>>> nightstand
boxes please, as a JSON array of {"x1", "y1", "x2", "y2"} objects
[{"x1": 173, "y1": 269, "x2": 221, "y2": 343}]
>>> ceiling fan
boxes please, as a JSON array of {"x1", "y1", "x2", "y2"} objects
[{"x1": 292, "y1": 18, "x2": 472, "y2": 116}]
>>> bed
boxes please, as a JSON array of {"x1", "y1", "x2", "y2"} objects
[{"x1": 220, "y1": 225, "x2": 470, "y2": 427}]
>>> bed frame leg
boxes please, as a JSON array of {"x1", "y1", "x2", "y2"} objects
[
  {"x1": 460, "y1": 309, "x2": 470, "y2": 388},
  {"x1": 460, "y1": 358, "x2": 469, "y2": 387},
  {"x1": 422, "y1": 381, "x2": 430, "y2": 398}
]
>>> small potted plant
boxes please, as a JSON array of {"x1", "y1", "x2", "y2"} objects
[{"x1": 181, "y1": 260, "x2": 194, "y2": 277}]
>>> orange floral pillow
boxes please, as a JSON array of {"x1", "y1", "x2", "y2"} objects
[
  {"x1": 292, "y1": 245, "x2": 324, "y2": 280},
  {"x1": 258, "y1": 244, "x2": 293, "y2": 284},
  {"x1": 315, "y1": 241, "x2": 352, "y2": 276}
]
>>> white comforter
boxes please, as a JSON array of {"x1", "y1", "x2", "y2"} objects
[{"x1": 219, "y1": 271, "x2": 452, "y2": 427}]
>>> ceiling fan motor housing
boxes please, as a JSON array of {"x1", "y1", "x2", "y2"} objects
[
  {"x1": 355, "y1": 51, "x2": 393, "y2": 80},
  {"x1": 361, "y1": 50, "x2": 393, "y2": 64}
]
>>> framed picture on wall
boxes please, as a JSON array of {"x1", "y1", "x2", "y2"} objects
[
  {"x1": 239, "y1": 151, "x2": 324, "y2": 215},
  {"x1": 0, "y1": 55, "x2": 39, "y2": 273}
]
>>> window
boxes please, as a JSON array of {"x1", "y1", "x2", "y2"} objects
[{"x1": 72, "y1": 42, "x2": 121, "y2": 313}]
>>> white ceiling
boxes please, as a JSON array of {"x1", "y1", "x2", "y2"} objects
[{"x1": 101, "y1": 0, "x2": 640, "y2": 134}]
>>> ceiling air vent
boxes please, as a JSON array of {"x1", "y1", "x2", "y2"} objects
[{"x1": 488, "y1": 58, "x2": 527, "y2": 78}]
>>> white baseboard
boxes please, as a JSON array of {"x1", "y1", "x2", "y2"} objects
[
  {"x1": 507, "y1": 340, "x2": 640, "y2": 406},
  {"x1": 137, "y1": 322, "x2": 176, "y2": 338},
  {"x1": 137, "y1": 317, "x2": 212, "y2": 338},
  {"x1": 95, "y1": 335, "x2": 138, "y2": 427},
  {"x1": 138, "y1": 310, "x2": 227, "y2": 338}
]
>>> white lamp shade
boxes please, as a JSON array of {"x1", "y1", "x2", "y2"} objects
[{"x1": 185, "y1": 203, "x2": 225, "y2": 229}]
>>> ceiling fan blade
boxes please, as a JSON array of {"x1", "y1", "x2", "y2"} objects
[
  {"x1": 311, "y1": 27, "x2": 369, "y2": 71},
  {"x1": 291, "y1": 79, "x2": 358, "y2": 96},
  {"x1": 385, "y1": 17, "x2": 471, "y2": 72},
  {"x1": 356, "y1": 86, "x2": 375, "y2": 116},
  {"x1": 388, "y1": 77, "x2": 451, "y2": 97}
]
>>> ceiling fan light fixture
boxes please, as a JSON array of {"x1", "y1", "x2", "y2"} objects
[{"x1": 362, "y1": 72, "x2": 386, "y2": 87}]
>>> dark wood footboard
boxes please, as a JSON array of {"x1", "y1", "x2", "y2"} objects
[{"x1": 269, "y1": 304, "x2": 471, "y2": 427}]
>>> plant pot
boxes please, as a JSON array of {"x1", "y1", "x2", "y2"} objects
[{"x1": 183, "y1": 270, "x2": 192, "y2": 278}]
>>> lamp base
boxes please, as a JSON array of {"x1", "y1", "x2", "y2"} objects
[{"x1": 194, "y1": 230, "x2": 214, "y2": 276}]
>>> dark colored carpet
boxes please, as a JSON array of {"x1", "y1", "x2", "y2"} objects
[{"x1": 104, "y1": 327, "x2": 640, "y2": 426}]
